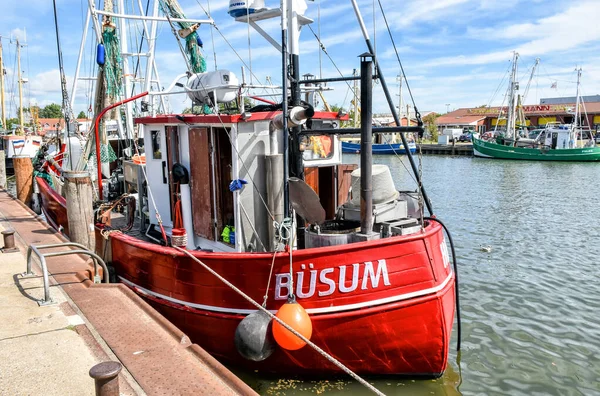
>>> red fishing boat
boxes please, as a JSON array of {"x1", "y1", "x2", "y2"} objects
[{"x1": 35, "y1": 0, "x2": 459, "y2": 379}]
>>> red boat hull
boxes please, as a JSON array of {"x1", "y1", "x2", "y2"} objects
[
  {"x1": 36, "y1": 176, "x2": 456, "y2": 376},
  {"x1": 36, "y1": 177, "x2": 69, "y2": 237},
  {"x1": 104, "y1": 223, "x2": 456, "y2": 376}
]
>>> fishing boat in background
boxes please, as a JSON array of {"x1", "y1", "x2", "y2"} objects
[
  {"x1": 0, "y1": 39, "x2": 43, "y2": 162},
  {"x1": 473, "y1": 53, "x2": 600, "y2": 161},
  {"x1": 35, "y1": 0, "x2": 459, "y2": 378}
]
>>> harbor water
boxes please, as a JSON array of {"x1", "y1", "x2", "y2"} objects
[{"x1": 241, "y1": 154, "x2": 600, "y2": 395}]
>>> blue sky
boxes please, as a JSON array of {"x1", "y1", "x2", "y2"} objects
[{"x1": 1, "y1": 0, "x2": 599, "y2": 118}]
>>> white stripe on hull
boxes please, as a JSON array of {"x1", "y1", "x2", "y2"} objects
[{"x1": 119, "y1": 271, "x2": 454, "y2": 315}]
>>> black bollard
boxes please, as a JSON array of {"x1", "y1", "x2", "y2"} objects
[
  {"x1": 89, "y1": 361, "x2": 122, "y2": 396},
  {"x1": 1, "y1": 229, "x2": 18, "y2": 253}
]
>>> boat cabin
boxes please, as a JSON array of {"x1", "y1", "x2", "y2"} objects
[{"x1": 133, "y1": 112, "x2": 353, "y2": 253}]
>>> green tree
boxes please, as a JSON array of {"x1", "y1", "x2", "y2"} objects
[
  {"x1": 330, "y1": 104, "x2": 351, "y2": 128},
  {"x1": 77, "y1": 111, "x2": 87, "y2": 119},
  {"x1": 422, "y1": 112, "x2": 441, "y2": 142},
  {"x1": 5, "y1": 118, "x2": 19, "y2": 130},
  {"x1": 39, "y1": 103, "x2": 63, "y2": 118}
]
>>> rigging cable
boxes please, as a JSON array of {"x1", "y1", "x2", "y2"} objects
[
  {"x1": 424, "y1": 217, "x2": 461, "y2": 352},
  {"x1": 246, "y1": 2, "x2": 253, "y2": 85},
  {"x1": 376, "y1": 0, "x2": 417, "y2": 114},
  {"x1": 130, "y1": 0, "x2": 150, "y2": 98},
  {"x1": 206, "y1": 0, "x2": 218, "y2": 70},
  {"x1": 173, "y1": 245, "x2": 386, "y2": 396},
  {"x1": 192, "y1": 0, "x2": 273, "y2": 98},
  {"x1": 52, "y1": 0, "x2": 75, "y2": 169}
]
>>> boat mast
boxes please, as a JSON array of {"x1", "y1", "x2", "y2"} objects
[
  {"x1": 288, "y1": 0, "x2": 304, "y2": 183},
  {"x1": 117, "y1": 0, "x2": 134, "y2": 138},
  {"x1": 574, "y1": 67, "x2": 582, "y2": 128},
  {"x1": 0, "y1": 40, "x2": 6, "y2": 130},
  {"x1": 281, "y1": 0, "x2": 290, "y2": 218},
  {"x1": 17, "y1": 39, "x2": 24, "y2": 135},
  {"x1": 506, "y1": 52, "x2": 519, "y2": 139},
  {"x1": 52, "y1": 0, "x2": 75, "y2": 168}
]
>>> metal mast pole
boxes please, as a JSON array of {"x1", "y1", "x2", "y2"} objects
[
  {"x1": 575, "y1": 67, "x2": 581, "y2": 128},
  {"x1": 353, "y1": 69, "x2": 358, "y2": 127},
  {"x1": 143, "y1": 0, "x2": 159, "y2": 94},
  {"x1": 117, "y1": 0, "x2": 135, "y2": 139},
  {"x1": 506, "y1": 52, "x2": 518, "y2": 140},
  {"x1": 0, "y1": 40, "x2": 6, "y2": 130},
  {"x1": 289, "y1": 0, "x2": 303, "y2": 182},
  {"x1": 281, "y1": 0, "x2": 290, "y2": 218},
  {"x1": 71, "y1": 10, "x2": 91, "y2": 111},
  {"x1": 17, "y1": 39, "x2": 24, "y2": 134},
  {"x1": 360, "y1": 54, "x2": 374, "y2": 235},
  {"x1": 350, "y1": 0, "x2": 433, "y2": 215},
  {"x1": 397, "y1": 74, "x2": 403, "y2": 119}
]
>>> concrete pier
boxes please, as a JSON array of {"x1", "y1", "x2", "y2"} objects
[
  {"x1": 416, "y1": 143, "x2": 473, "y2": 156},
  {"x1": 0, "y1": 190, "x2": 257, "y2": 395}
]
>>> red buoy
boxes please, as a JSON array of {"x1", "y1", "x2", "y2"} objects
[{"x1": 272, "y1": 301, "x2": 312, "y2": 350}]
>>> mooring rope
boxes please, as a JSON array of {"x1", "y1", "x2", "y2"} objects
[{"x1": 172, "y1": 245, "x2": 386, "y2": 396}]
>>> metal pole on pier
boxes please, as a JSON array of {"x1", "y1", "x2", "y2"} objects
[
  {"x1": 13, "y1": 155, "x2": 33, "y2": 205},
  {"x1": 63, "y1": 171, "x2": 95, "y2": 251}
]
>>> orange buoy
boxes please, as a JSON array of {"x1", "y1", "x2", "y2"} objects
[
  {"x1": 272, "y1": 301, "x2": 312, "y2": 350},
  {"x1": 132, "y1": 154, "x2": 146, "y2": 164}
]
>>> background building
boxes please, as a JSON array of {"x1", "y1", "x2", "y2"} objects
[{"x1": 435, "y1": 100, "x2": 600, "y2": 133}]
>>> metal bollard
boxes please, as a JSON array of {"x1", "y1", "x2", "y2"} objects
[
  {"x1": 89, "y1": 361, "x2": 122, "y2": 396},
  {"x1": 1, "y1": 230, "x2": 18, "y2": 253}
]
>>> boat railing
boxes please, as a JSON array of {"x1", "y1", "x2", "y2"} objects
[{"x1": 22, "y1": 243, "x2": 109, "y2": 306}]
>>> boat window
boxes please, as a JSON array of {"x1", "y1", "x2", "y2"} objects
[
  {"x1": 151, "y1": 130, "x2": 161, "y2": 159},
  {"x1": 301, "y1": 135, "x2": 334, "y2": 160}
]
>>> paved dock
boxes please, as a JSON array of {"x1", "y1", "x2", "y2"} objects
[{"x1": 0, "y1": 191, "x2": 257, "y2": 395}]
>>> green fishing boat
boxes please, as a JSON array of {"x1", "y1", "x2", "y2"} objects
[
  {"x1": 472, "y1": 135, "x2": 600, "y2": 161},
  {"x1": 473, "y1": 54, "x2": 600, "y2": 162}
]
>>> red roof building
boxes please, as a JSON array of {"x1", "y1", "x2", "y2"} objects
[{"x1": 436, "y1": 102, "x2": 600, "y2": 132}]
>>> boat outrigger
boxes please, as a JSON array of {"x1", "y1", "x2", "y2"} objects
[{"x1": 35, "y1": 0, "x2": 460, "y2": 379}]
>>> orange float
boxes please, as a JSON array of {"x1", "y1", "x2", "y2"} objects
[
  {"x1": 132, "y1": 154, "x2": 146, "y2": 164},
  {"x1": 272, "y1": 301, "x2": 312, "y2": 350}
]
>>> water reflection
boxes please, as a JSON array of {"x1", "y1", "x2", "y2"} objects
[{"x1": 240, "y1": 155, "x2": 600, "y2": 395}]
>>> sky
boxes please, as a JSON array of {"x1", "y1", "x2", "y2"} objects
[{"x1": 1, "y1": 0, "x2": 600, "y2": 119}]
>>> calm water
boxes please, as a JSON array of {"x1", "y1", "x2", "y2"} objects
[{"x1": 242, "y1": 154, "x2": 600, "y2": 395}]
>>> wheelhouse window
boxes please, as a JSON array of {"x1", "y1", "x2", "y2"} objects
[
  {"x1": 301, "y1": 135, "x2": 334, "y2": 160},
  {"x1": 151, "y1": 130, "x2": 161, "y2": 159}
]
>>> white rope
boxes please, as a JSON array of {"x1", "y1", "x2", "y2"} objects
[
  {"x1": 172, "y1": 245, "x2": 386, "y2": 396},
  {"x1": 239, "y1": 201, "x2": 267, "y2": 251},
  {"x1": 261, "y1": 250, "x2": 278, "y2": 307}
]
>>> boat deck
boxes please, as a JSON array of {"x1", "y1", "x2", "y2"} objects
[{"x1": 0, "y1": 191, "x2": 256, "y2": 395}]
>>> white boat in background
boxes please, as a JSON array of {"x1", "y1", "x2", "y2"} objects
[{"x1": 1, "y1": 134, "x2": 43, "y2": 158}]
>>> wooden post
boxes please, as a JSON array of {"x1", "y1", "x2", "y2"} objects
[
  {"x1": 13, "y1": 155, "x2": 33, "y2": 205},
  {"x1": 0, "y1": 150, "x2": 6, "y2": 189},
  {"x1": 64, "y1": 171, "x2": 95, "y2": 251}
]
